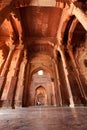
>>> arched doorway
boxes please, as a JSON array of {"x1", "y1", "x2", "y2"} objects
[{"x1": 35, "y1": 86, "x2": 47, "y2": 106}]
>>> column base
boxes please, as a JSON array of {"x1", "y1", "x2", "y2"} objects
[
  {"x1": 0, "y1": 100, "x2": 12, "y2": 108},
  {"x1": 14, "y1": 101, "x2": 22, "y2": 108},
  {"x1": 69, "y1": 104, "x2": 75, "y2": 108},
  {"x1": 69, "y1": 97, "x2": 74, "y2": 108}
]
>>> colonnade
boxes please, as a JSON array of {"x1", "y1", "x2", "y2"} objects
[
  {"x1": 0, "y1": 42, "x2": 25, "y2": 107},
  {"x1": 0, "y1": 41, "x2": 87, "y2": 108},
  {"x1": 55, "y1": 1, "x2": 87, "y2": 107},
  {"x1": 56, "y1": 44, "x2": 87, "y2": 107},
  {"x1": 0, "y1": 1, "x2": 87, "y2": 108}
]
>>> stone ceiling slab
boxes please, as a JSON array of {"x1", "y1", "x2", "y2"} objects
[{"x1": 20, "y1": 6, "x2": 62, "y2": 38}]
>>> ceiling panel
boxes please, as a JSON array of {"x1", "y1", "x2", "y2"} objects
[{"x1": 20, "y1": 6, "x2": 62, "y2": 38}]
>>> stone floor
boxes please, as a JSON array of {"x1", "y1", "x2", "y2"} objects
[{"x1": 0, "y1": 106, "x2": 87, "y2": 130}]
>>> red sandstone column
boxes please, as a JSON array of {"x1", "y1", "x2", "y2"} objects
[
  {"x1": 51, "y1": 81, "x2": 57, "y2": 106},
  {"x1": 0, "y1": 45, "x2": 15, "y2": 91},
  {"x1": 54, "y1": 60, "x2": 62, "y2": 106},
  {"x1": 51, "y1": 59, "x2": 57, "y2": 106},
  {"x1": 14, "y1": 50, "x2": 27, "y2": 107},
  {"x1": 67, "y1": 45, "x2": 87, "y2": 100},
  {"x1": 1, "y1": 44, "x2": 24, "y2": 107},
  {"x1": 58, "y1": 45, "x2": 74, "y2": 107},
  {"x1": 53, "y1": 48, "x2": 62, "y2": 106},
  {"x1": 1, "y1": 45, "x2": 15, "y2": 77}
]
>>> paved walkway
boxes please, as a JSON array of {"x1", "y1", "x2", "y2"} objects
[{"x1": 0, "y1": 106, "x2": 87, "y2": 130}]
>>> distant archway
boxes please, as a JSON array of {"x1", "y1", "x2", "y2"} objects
[{"x1": 35, "y1": 86, "x2": 47, "y2": 106}]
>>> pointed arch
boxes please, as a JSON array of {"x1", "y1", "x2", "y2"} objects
[{"x1": 35, "y1": 86, "x2": 47, "y2": 106}]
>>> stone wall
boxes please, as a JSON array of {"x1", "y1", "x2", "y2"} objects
[{"x1": 75, "y1": 40, "x2": 87, "y2": 82}]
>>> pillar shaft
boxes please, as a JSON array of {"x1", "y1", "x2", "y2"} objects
[
  {"x1": 55, "y1": 62, "x2": 62, "y2": 106},
  {"x1": 67, "y1": 46, "x2": 87, "y2": 99},
  {"x1": 1, "y1": 45, "x2": 15, "y2": 77},
  {"x1": 15, "y1": 50, "x2": 27, "y2": 107},
  {"x1": 58, "y1": 45, "x2": 74, "y2": 107},
  {"x1": 52, "y1": 59, "x2": 58, "y2": 106},
  {"x1": 0, "y1": 45, "x2": 15, "y2": 91},
  {"x1": 51, "y1": 81, "x2": 57, "y2": 106},
  {"x1": 1, "y1": 44, "x2": 24, "y2": 107},
  {"x1": 53, "y1": 52, "x2": 62, "y2": 106}
]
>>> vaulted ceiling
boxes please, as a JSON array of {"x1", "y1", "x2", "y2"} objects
[
  {"x1": 0, "y1": 0, "x2": 87, "y2": 53},
  {"x1": 20, "y1": 7, "x2": 62, "y2": 38}
]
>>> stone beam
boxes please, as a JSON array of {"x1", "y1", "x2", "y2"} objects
[
  {"x1": 15, "y1": 0, "x2": 66, "y2": 8},
  {"x1": 15, "y1": 0, "x2": 56, "y2": 7},
  {"x1": 57, "y1": 4, "x2": 72, "y2": 45},
  {"x1": 29, "y1": 0, "x2": 56, "y2": 6},
  {"x1": 71, "y1": 3, "x2": 87, "y2": 31}
]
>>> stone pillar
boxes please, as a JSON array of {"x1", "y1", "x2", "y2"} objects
[
  {"x1": 55, "y1": 61, "x2": 62, "y2": 106},
  {"x1": 14, "y1": 50, "x2": 27, "y2": 108},
  {"x1": 53, "y1": 49, "x2": 62, "y2": 106},
  {"x1": 51, "y1": 59, "x2": 58, "y2": 106},
  {"x1": 0, "y1": 44, "x2": 24, "y2": 107},
  {"x1": 0, "y1": 45, "x2": 15, "y2": 91},
  {"x1": 51, "y1": 81, "x2": 57, "y2": 106},
  {"x1": 67, "y1": 45, "x2": 87, "y2": 100},
  {"x1": 72, "y1": 3, "x2": 87, "y2": 31},
  {"x1": 1, "y1": 45, "x2": 15, "y2": 77},
  {"x1": 58, "y1": 45, "x2": 74, "y2": 107}
]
